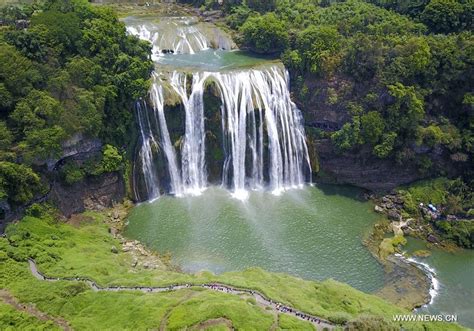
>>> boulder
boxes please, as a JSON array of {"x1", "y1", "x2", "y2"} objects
[
  {"x1": 388, "y1": 210, "x2": 401, "y2": 221},
  {"x1": 374, "y1": 205, "x2": 384, "y2": 213},
  {"x1": 427, "y1": 234, "x2": 439, "y2": 243}
]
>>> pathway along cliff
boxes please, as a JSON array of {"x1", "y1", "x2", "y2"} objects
[{"x1": 28, "y1": 259, "x2": 335, "y2": 330}]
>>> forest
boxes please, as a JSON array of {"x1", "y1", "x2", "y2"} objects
[
  {"x1": 0, "y1": 0, "x2": 152, "y2": 210},
  {"x1": 0, "y1": 0, "x2": 473, "y2": 329}
]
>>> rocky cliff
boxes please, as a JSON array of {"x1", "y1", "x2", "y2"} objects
[
  {"x1": 296, "y1": 74, "x2": 463, "y2": 192},
  {"x1": 48, "y1": 171, "x2": 125, "y2": 218},
  {"x1": 314, "y1": 139, "x2": 422, "y2": 192}
]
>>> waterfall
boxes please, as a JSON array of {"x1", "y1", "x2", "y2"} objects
[
  {"x1": 150, "y1": 75, "x2": 183, "y2": 196},
  {"x1": 127, "y1": 17, "x2": 311, "y2": 201},
  {"x1": 135, "y1": 101, "x2": 161, "y2": 201},
  {"x1": 138, "y1": 66, "x2": 311, "y2": 200},
  {"x1": 126, "y1": 22, "x2": 208, "y2": 59},
  {"x1": 212, "y1": 67, "x2": 311, "y2": 198},
  {"x1": 125, "y1": 16, "x2": 234, "y2": 59},
  {"x1": 169, "y1": 72, "x2": 208, "y2": 195}
]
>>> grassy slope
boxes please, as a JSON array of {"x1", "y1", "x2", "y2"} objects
[
  {"x1": 0, "y1": 211, "x2": 466, "y2": 330},
  {"x1": 0, "y1": 302, "x2": 61, "y2": 331}
]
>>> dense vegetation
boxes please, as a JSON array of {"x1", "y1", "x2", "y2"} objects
[
  {"x1": 215, "y1": 0, "x2": 473, "y2": 189},
  {"x1": 0, "y1": 0, "x2": 152, "y2": 209},
  {"x1": 397, "y1": 178, "x2": 474, "y2": 248}
]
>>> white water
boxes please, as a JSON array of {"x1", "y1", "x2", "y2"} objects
[
  {"x1": 135, "y1": 101, "x2": 161, "y2": 201},
  {"x1": 140, "y1": 67, "x2": 311, "y2": 200},
  {"x1": 395, "y1": 253, "x2": 440, "y2": 306},
  {"x1": 169, "y1": 72, "x2": 208, "y2": 195},
  {"x1": 150, "y1": 75, "x2": 183, "y2": 196},
  {"x1": 128, "y1": 16, "x2": 311, "y2": 201},
  {"x1": 125, "y1": 16, "x2": 233, "y2": 60},
  {"x1": 126, "y1": 20, "x2": 208, "y2": 59},
  {"x1": 212, "y1": 67, "x2": 311, "y2": 198}
]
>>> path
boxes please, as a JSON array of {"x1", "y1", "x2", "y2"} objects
[
  {"x1": 0, "y1": 289, "x2": 72, "y2": 331},
  {"x1": 28, "y1": 259, "x2": 335, "y2": 330}
]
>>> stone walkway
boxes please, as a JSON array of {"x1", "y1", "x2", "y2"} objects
[{"x1": 28, "y1": 259, "x2": 335, "y2": 330}]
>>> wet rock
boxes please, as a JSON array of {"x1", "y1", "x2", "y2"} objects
[
  {"x1": 427, "y1": 234, "x2": 439, "y2": 243},
  {"x1": 381, "y1": 202, "x2": 394, "y2": 209},
  {"x1": 374, "y1": 205, "x2": 384, "y2": 213},
  {"x1": 388, "y1": 210, "x2": 401, "y2": 221}
]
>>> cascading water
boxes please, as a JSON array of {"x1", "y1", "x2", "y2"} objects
[
  {"x1": 135, "y1": 101, "x2": 161, "y2": 201},
  {"x1": 169, "y1": 72, "x2": 208, "y2": 195},
  {"x1": 142, "y1": 67, "x2": 311, "y2": 200},
  {"x1": 124, "y1": 16, "x2": 234, "y2": 60},
  {"x1": 212, "y1": 67, "x2": 311, "y2": 198},
  {"x1": 127, "y1": 16, "x2": 311, "y2": 201},
  {"x1": 149, "y1": 75, "x2": 183, "y2": 196}
]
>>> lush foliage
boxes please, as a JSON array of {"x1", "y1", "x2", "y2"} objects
[
  {"x1": 0, "y1": 0, "x2": 152, "y2": 207},
  {"x1": 239, "y1": 12, "x2": 288, "y2": 53},
  {"x1": 397, "y1": 178, "x2": 474, "y2": 247},
  {"x1": 224, "y1": 0, "x2": 473, "y2": 184}
]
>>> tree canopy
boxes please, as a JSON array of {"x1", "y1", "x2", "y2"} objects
[{"x1": 0, "y1": 0, "x2": 152, "y2": 207}]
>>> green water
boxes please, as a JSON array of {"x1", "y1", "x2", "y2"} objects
[
  {"x1": 157, "y1": 49, "x2": 277, "y2": 72},
  {"x1": 125, "y1": 185, "x2": 385, "y2": 293},
  {"x1": 404, "y1": 238, "x2": 474, "y2": 328}
]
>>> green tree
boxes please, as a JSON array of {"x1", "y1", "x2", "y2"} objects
[
  {"x1": 0, "y1": 84, "x2": 14, "y2": 112},
  {"x1": 295, "y1": 25, "x2": 342, "y2": 73},
  {"x1": 421, "y1": 0, "x2": 464, "y2": 33},
  {"x1": 31, "y1": 10, "x2": 82, "y2": 57},
  {"x1": 240, "y1": 13, "x2": 289, "y2": 54},
  {"x1": 100, "y1": 144, "x2": 122, "y2": 173},
  {"x1": 246, "y1": 0, "x2": 276, "y2": 13},
  {"x1": 0, "y1": 162, "x2": 42, "y2": 204},
  {"x1": 386, "y1": 83, "x2": 424, "y2": 137},
  {"x1": 373, "y1": 132, "x2": 397, "y2": 158},
  {"x1": 10, "y1": 90, "x2": 63, "y2": 135},
  {"x1": 0, "y1": 45, "x2": 40, "y2": 99},
  {"x1": 331, "y1": 116, "x2": 363, "y2": 151},
  {"x1": 19, "y1": 126, "x2": 66, "y2": 162},
  {"x1": 361, "y1": 111, "x2": 385, "y2": 145}
]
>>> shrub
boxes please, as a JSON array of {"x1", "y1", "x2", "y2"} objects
[
  {"x1": 240, "y1": 13, "x2": 289, "y2": 54},
  {"x1": 328, "y1": 311, "x2": 352, "y2": 324},
  {"x1": 100, "y1": 144, "x2": 123, "y2": 173}
]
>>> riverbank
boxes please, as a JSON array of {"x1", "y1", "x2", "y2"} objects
[{"x1": 2, "y1": 202, "x2": 465, "y2": 330}]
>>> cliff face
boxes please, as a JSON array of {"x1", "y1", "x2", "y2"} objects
[
  {"x1": 295, "y1": 74, "x2": 463, "y2": 192},
  {"x1": 48, "y1": 171, "x2": 125, "y2": 217},
  {"x1": 47, "y1": 135, "x2": 127, "y2": 217},
  {"x1": 314, "y1": 139, "x2": 422, "y2": 192},
  {"x1": 0, "y1": 136, "x2": 127, "y2": 233}
]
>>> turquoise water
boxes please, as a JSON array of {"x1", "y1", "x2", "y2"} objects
[
  {"x1": 404, "y1": 238, "x2": 474, "y2": 328},
  {"x1": 157, "y1": 49, "x2": 276, "y2": 71},
  {"x1": 125, "y1": 185, "x2": 385, "y2": 293}
]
